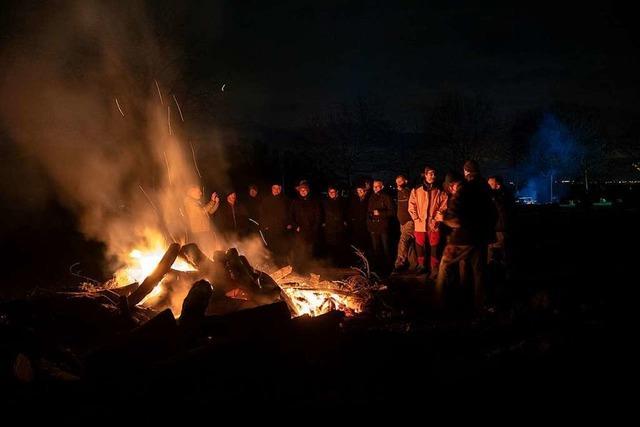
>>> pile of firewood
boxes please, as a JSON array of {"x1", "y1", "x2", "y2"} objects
[
  {"x1": 0, "y1": 280, "x2": 343, "y2": 390},
  {"x1": 98, "y1": 243, "x2": 283, "y2": 316}
]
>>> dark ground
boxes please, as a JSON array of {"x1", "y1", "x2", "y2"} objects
[{"x1": 0, "y1": 203, "x2": 632, "y2": 414}]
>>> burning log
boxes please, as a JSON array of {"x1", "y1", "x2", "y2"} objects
[
  {"x1": 128, "y1": 243, "x2": 181, "y2": 306},
  {"x1": 270, "y1": 265, "x2": 293, "y2": 282},
  {"x1": 182, "y1": 245, "x2": 282, "y2": 307},
  {"x1": 277, "y1": 274, "x2": 374, "y2": 317},
  {"x1": 180, "y1": 243, "x2": 233, "y2": 292},
  {"x1": 222, "y1": 249, "x2": 281, "y2": 306},
  {"x1": 179, "y1": 243, "x2": 213, "y2": 269},
  {"x1": 224, "y1": 248, "x2": 256, "y2": 292}
]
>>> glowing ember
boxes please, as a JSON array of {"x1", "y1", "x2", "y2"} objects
[
  {"x1": 114, "y1": 245, "x2": 194, "y2": 286},
  {"x1": 278, "y1": 282, "x2": 369, "y2": 317}
]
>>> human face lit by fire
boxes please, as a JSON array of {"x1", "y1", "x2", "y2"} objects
[
  {"x1": 487, "y1": 178, "x2": 499, "y2": 190},
  {"x1": 373, "y1": 181, "x2": 383, "y2": 194},
  {"x1": 424, "y1": 169, "x2": 436, "y2": 184},
  {"x1": 451, "y1": 182, "x2": 461, "y2": 195},
  {"x1": 395, "y1": 176, "x2": 406, "y2": 190},
  {"x1": 249, "y1": 188, "x2": 258, "y2": 198},
  {"x1": 271, "y1": 185, "x2": 282, "y2": 196},
  {"x1": 328, "y1": 188, "x2": 338, "y2": 199},
  {"x1": 356, "y1": 188, "x2": 366, "y2": 199},
  {"x1": 227, "y1": 192, "x2": 236, "y2": 205},
  {"x1": 298, "y1": 187, "x2": 309, "y2": 198},
  {"x1": 188, "y1": 186, "x2": 202, "y2": 200}
]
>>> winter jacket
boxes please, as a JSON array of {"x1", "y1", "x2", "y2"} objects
[
  {"x1": 259, "y1": 194, "x2": 289, "y2": 234},
  {"x1": 215, "y1": 202, "x2": 249, "y2": 236},
  {"x1": 408, "y1": 183, "x2": 448, "y2": 232},
  {"x1": 367, "y1": 191, "x2": 394, "y2": 233},
  {"x1": 322, "y1": 197, "x2": 347, "y2": 236},
  {"x1": 396, "y1": 187, "x2": 413, "y2": 225},
  {"x1": 289, "y1": 196, "x2": 322, "y2": 242},
  {"x1": 184, "y1": 196, "x2": 219, "y2": 233},
  {"x1": 444, "y1": 176, "x2": 497, "y2": 245}
]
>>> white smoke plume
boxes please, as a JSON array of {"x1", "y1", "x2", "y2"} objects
[{"x1": 0, "y1": 1, "x2": 228, "y2": 269}]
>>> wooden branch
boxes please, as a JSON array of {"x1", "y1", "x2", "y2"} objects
[{"x1": 128, "y1": 243, "x2": 181, "y2": 306}]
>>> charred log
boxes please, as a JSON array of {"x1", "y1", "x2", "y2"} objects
[
  {"x1": 179, "y1": 280, "x2": 213, "y2": 330},
  {"x1": 202, "y1": 301, "x2": 291, "y2": 338},
  {"x1": 179, "y1": 243, "x2": 211, "y2": 269},
  {"x1": 224, "y1": 248, "x2": 256, "y2": 293},
  {"x1": 180, "y1": 244, "x2": 233, "y2": 292},
  {"x1": 84, "y1": 308, "x2": 178, "y2": 380}
]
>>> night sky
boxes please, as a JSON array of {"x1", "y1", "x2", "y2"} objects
[
  {"x1": 1, "y1": 0, "x2": 638, "y2": 130},
  {"x1": 170, "y1": 0, "x2": 640, "y2": 128}
]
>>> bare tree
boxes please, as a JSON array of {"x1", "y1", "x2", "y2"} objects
[
  {"x1": 308, "y1": 97, "x2": 395, "y2": 185},
  {"x1": 424, "y1": 92, "x2": 505, "y2": 170}
]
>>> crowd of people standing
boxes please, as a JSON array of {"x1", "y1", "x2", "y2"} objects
[{"x1": 183, "y1": 159, "x2": 514, "y2": 311}]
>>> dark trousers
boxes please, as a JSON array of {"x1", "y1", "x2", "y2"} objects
[
  {"x1": 264, "y1": 229, "x2": 289, "y2": 265},
  {"x1": 488, "y1": 231, "x2": 510, "y2": 270},
  {"x1": 435, "y1": 244, "x2": 487, "y2": 311},
  {"x1": 324, "y1": 232, "x2": 347, "y2": 266},
  {"x1": 370, "y1": 232, "x2": 390, "y2": 271}
]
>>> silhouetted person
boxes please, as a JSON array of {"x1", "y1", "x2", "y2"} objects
[
  {"x1": 322, "y1": 185, "x2": 347, "y2": 266},
  {"x1": 348, "y1": 184, "x2": 371, "y2": 256},
  {"x1": 246, "y1": 184, "x2": 261, "y2": 221},
  {"x1": 260, "y1": 182, "x2": 290, "y2": 265},
  {"x1": 394, "y1": 174, "x2": 414, "y2": 271},
  {"x1": 436, "y1": 160, "x2": 497, "y2": 312},
  {"x1": 288, "y1": 180, "x2": 322, "y2": 272},
  {"x1": 488, "y1": 175, "x2": 515, "y2": 276},
  {"x1": 367, "y1": 180, "x2": 394, "y2": 273},
  {"x1": 214, "y1": 190, "x2": 249, "y2": 243}
]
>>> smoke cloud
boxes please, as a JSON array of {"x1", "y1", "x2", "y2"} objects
[{"x1": 0, "y1": 1, "x2": 229, "y2": 266}]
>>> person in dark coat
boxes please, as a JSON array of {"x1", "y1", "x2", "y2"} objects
[
  {"x1": 487, "y1": 175, "x2": 515, "y2": 274},
  {"x1": 322, "y1": 184, "x2": 347, "y2": 266},
  {"x1": 348, "y1": 183, "x2": 371, "y2": 256},
  {"x1": 246, "y1": 184, "x2": 261, "y2": 221},
  {"x1": 367, "y1": 180, "x2": 394, "y2": 272},
  {"x1": 214, "y1": 190, "x2": 249, "y2": 243},
  {"x1": 288, "y1": 180, "x2": 322, "y2": 272},
  {"x1": 435, "y1": 160, "x2": 497, "y2": 312},
  {"x1": 259, "y1": 182, "x2": 290, "y2": 264}
]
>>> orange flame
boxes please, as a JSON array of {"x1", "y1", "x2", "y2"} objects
[{"x1": 112, "y1": 229, "x2": 195, "y2": 307}]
